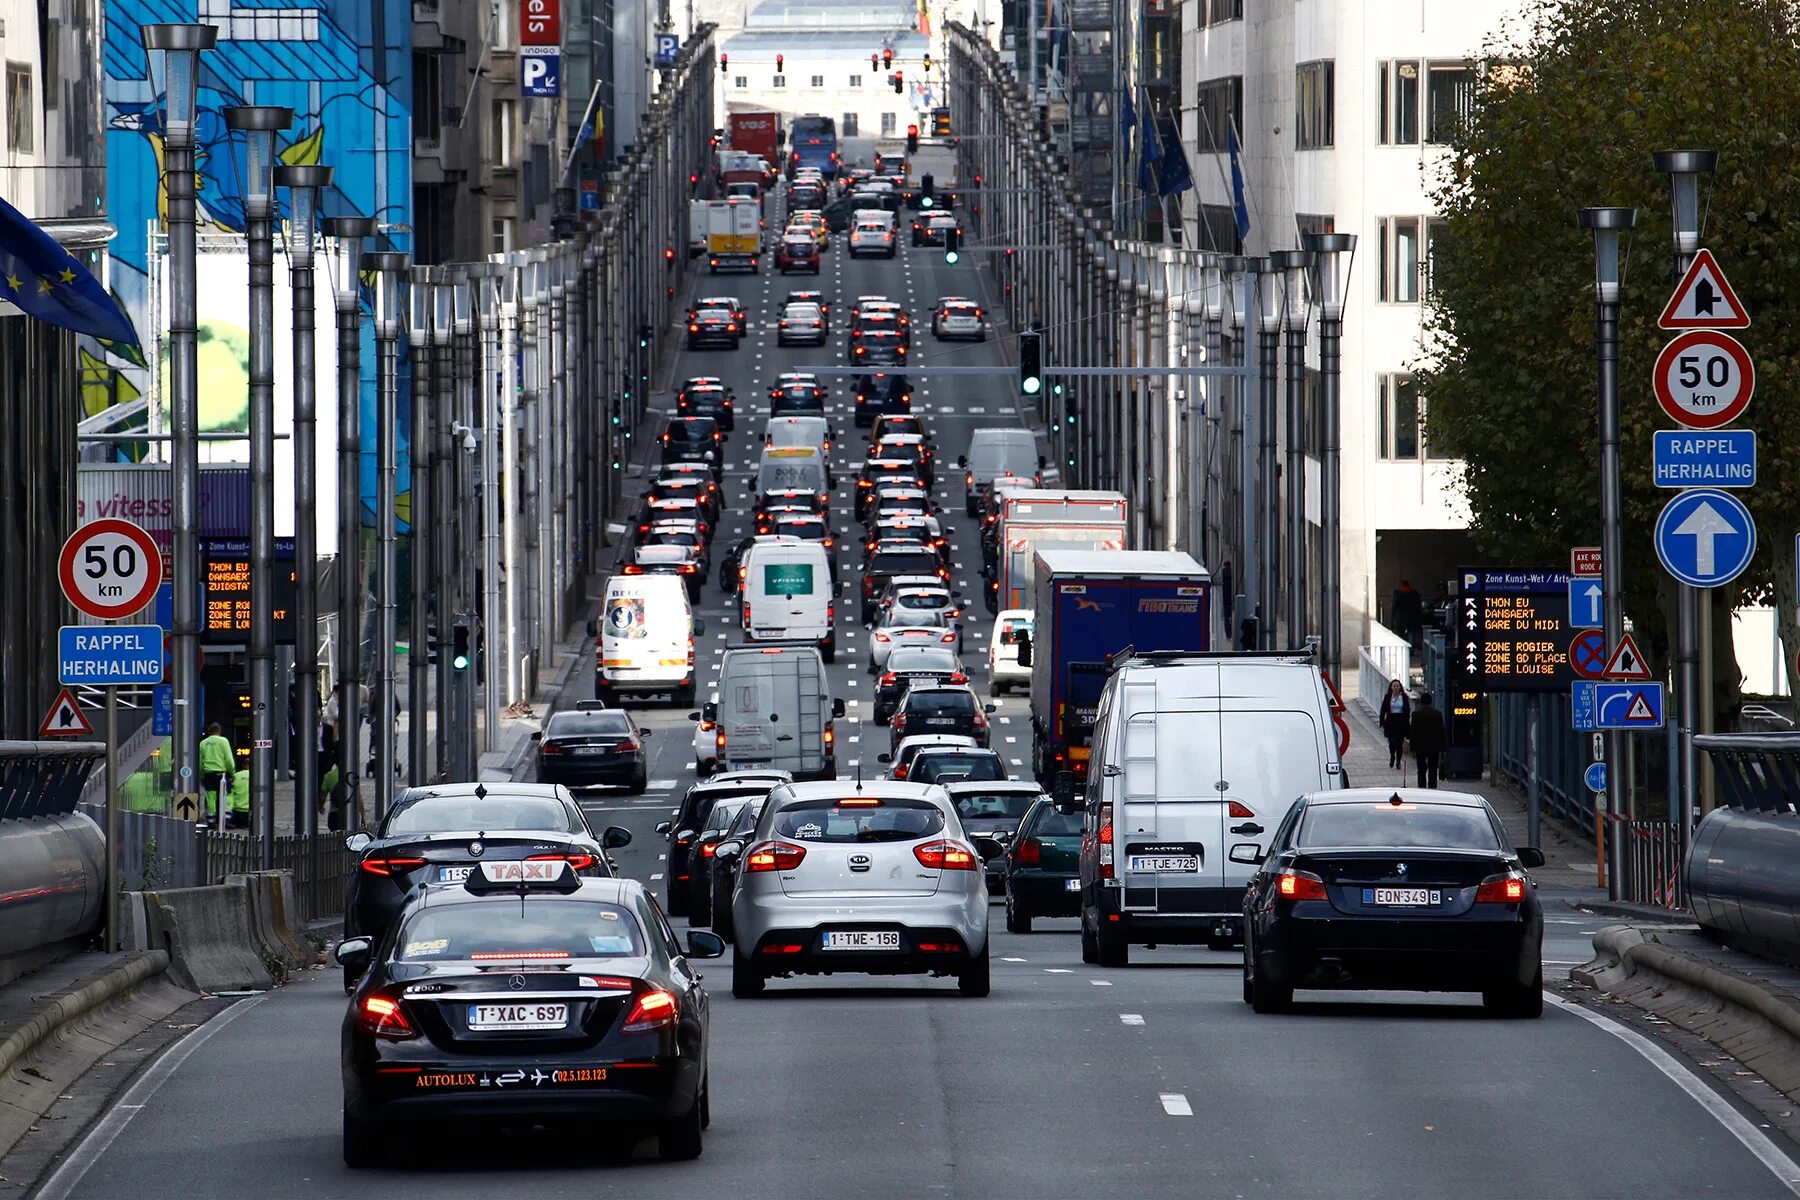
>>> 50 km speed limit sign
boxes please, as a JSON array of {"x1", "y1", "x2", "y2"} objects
[
  {"x1": 58, "y1": 518, "x2": 162, "y2": 620},
  {"x1": 1653, "y1": 329, "x2": 1755, "y2": 429}
]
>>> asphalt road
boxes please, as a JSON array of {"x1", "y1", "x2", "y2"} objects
[{"x1": 43, "y1": 172, "x2": 1800, "y2": 1200}]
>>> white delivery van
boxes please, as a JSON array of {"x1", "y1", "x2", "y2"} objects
[
  {"x1": 590, "y1": 574, "x2": 705, "y2": 706},
  {"x1": 764, "y1": 416, "x2": 834, "y2": 486},
  {"x1": 1070, "y1": 653, "x2": 1341, "y2": 966},
  {"x1": 961, "y1": 428, "x2": 1044, "y2": 515},
  {"x1": 705, "y1": 646, "x2": 844, "y2": 779},
  {"x1": 740, "y1": 539, "x2": 836, "y2": 661},
  {"x1": 756, "y1": 446, "x2": 829, "y2": 500}
]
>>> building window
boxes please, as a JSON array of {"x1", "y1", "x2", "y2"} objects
[
  {"x1": 1295, "y1": 61, "x2": 1333, "y2": 149},
  {"x1": 1377, "y1": 60, "x2": 1419, "y2": 145},
  {"x1": 5, "y1": 63, "x2": 32, "y2": 153},
  {"x1": 1424, "y1": 218, "x2": 1450, "y2": 297},
  {"x1": 1195, "y1": 75, "x2": 1242, "y2": 152},
  {"x1": 880, "y1": 111, "x2": 897, "y2": 136},
  {"x1": 413, "y1": 52, "x2": 443, "y2": 144},
  {"x1": 842, "y1": 113, "x2": 859, "y2": 136},
  {"x1": 772, "y1": 74, "x2": 786, "y2": 88},
  {"x1": 1379, "y1": 374, "x2": 1421, "y2": 460},
  {"x1": 1200, "y1": 0, "x2": 1242, "y2": 25},
  {"x1": 733, "y1": 75, "x2": 747, "y2": 88},
  {"x1": 849, "y1": 74, "x2": 863, "y2": 88},
  {"x1": 809, "y1": 74, "x2": 825, "y2": 88},
  {"x1": 489, "y1": 98, "x2": 515, "y2": 167},
  {"x1": 1197, "y1": 204, "x2": 1243, "y2": 255},
  {"x1": 1377, "y1": 216, "x2": 1422, "y2": 303},
  {"x1": 490, "y1": 218, "x2": 512, "y2": 256},
  {"x1": 1426, "y1": 61, "x2": 1475, "y2": 143}
]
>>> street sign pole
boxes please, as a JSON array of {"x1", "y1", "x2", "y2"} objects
[{"x1": 104, "y1": 686, "x2": 119, "y2": 953}]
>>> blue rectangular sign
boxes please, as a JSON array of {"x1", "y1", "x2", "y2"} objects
[
  {"x1": 152, "y1": 684, "x2": 173, "y2": 735},
  {"x1": 1595, "y1": 682, "x2": 1665, "y2": 730},
  {"x1": 654, "y1": 33, "x2": 681, "y2": 66},
  {"x1": 1567, "y1": 576, "x2": 1603, "y2": 629},
  {"x1": 58, "y1": 625, "x2": 165, "y2": 686},
  {"x1": 520, "y1": 48, "x2": 561, "y2": 96},
  {"x1": 1652, "y1": 430, "x2": 1756, "y2": 489},
  {"x1": 1571, "y1": 682, "x2": 1597, "y2": 731}
]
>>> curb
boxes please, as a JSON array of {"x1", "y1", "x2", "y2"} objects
[
  {"x1": 1564, "y1": 898, "x2": 1693, "y2": 923},
  {"x1": 0, "y1": 951, "x2": 169, "y2": 1080},
  {"x1": 1576, "y1": 925, "x2": 1800, "y2": 1044}
]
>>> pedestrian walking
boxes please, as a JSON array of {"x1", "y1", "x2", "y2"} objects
[
  {"x1": 1409, "y1": 692, "x2": 1446, "y2": 789},
  {"x1": 1378, "y1": 679, "x2": 1411, "y2": 769},
  {"x1": 198, "y1": 722, "x2": 236, "y2": 815},
  {"x1": 1390, "y1": 579, "x2": 1423, "y2": 646}
]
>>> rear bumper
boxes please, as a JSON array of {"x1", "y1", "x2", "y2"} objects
[
  {"x1": 597, "y1": 668, "x2": 691, "y2": 693},
  {"x1": 535, "y1": 757, "x2": 641, "y2": 785},
  {"x1": 745, "y1": 923, "x2": 982, "y2": 975},
  {"x1": 734, "y1": 889, "x2": 987, "y2": 961},
  {"x1": 1009, "y1": 871, "x2": 1081, "y2": 915},
  {"x1": 346, "y1": 1056, "x2": 697, "y2": 1127},
  {"x1": 1097, "y1": 884, "x2": 1244, "y2": 943},
  {"x1": 1257, "y1": 910, "x2": 1540, "y2": 991}
]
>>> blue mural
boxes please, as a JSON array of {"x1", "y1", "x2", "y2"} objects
[{"x1": 103, "y1": 0, "x2": 412, "y2": 523}]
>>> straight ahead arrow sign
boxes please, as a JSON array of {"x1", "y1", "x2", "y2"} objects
[{"x1": 1673, "y1": 500, "x2": 1736, "y2": 576}]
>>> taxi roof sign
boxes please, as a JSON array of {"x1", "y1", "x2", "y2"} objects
[{"x1": 465, "y1": 859, "x2": 581, "y2": 893}]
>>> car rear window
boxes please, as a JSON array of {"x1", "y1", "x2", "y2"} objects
[
  {"x1": 546, "y1": 712, "x2": 633, "y2": 735},
  {"x1": 871, "y1": 550, "x2": 938, "y2": 574},
  {"x1": 726, "y1": 800, "x2": 766, "y2": 837},
  {"x1": 771, "y1": 798, "x2": 947, "y2": 843},
  {"x1": 383, "y1": 795, "x2": 575, "y2": 835},
  {"x1": 916, "y1": 753, "x2": 1005, "y2": 782},
  {"x1": 895, "y1": 591, "x2": 948, "y2": 611},
  {"x1": 666, "y1": 421, "x2": 713, "y2": 444},
  {"x1": 396, "y1": 901, "x2": 644, "y2": 960},
  {"x1": 888, "y1": 647, "x2": 958, "y2": 672},
  {"x1": 906, "y1": 690, "x2": 976, "y2": 715},
  {"x1": 1297, "y1": 802, "x2": 1502, "y2": 851},
  {"x1": 998, "y1": 619, "x2": 1034, "y2": 644},
  {"x1": 970, "y1": 441, "x2": 1035, "y2": 475},
  {"x1": 952, "y1": 790, "x2": 1040, "y2": 819}
]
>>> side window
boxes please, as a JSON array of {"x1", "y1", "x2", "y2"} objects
[
  {"x1": 642, "y1": 894, "x2": 684, "y2": 960},
  {"x1": 1270, "y1": 804, "x2": 1305, "y2": 853},
  {"x1": 1084, "y1": 685, "x2": 1115, "y2": 814}
]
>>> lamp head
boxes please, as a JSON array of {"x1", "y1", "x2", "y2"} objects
[
  {"x1": 1652, "y1": 149, "x2": 1717, "y2": 262},
  {"x1": 1271, "y1": 249, "x2": 1315, "y2": 330},
  {"x1": 224, "y1": 106, "x2": 293, "y2": 208},
  {"x1": 1302, "y1": 232, "x2": 1358, "y2": 321},
  {"x1": 141, "y1": 24, "x2": 217, "y2": 137},
  {"x1": 1576, "y1": 207, "x2": 1638, "y2": 303}
]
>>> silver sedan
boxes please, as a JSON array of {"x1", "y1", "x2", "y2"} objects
[{"x1": 720, "y1": 781, "x2": 996, "y2": 998}]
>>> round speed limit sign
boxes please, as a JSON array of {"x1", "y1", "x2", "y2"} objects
[
  {"x1": 1653, "y1": 329, "x2": 1755, "y2": 429},
  {"x1": 58, "y1": 518, "x2": 162, "y2": 620}
]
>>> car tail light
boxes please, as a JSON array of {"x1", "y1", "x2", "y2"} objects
[
  {"x1": 1098, "y1": 803, "x2": 1114, "y2": 880},
  {"x1": 358, "y1": 994, "x2": 417, "y2": 1040},
  {"x1": 689, "y1": 323, "x2": 700, "y2": 331},
  {"x1": 893, "y1": 713, "x2": 907, "y2": 732},
  {"x1": 539, "y1": 742, "x2": 565, "y2": 755},
  {"x1": 874, "y1": 631, "x2": 890, "y2": 643},
  {"x1": 359, "y1": 855, "x2": 426, "y2": 877},
  {"x1": 699, "y1": 841, "x2": 717, "y2": 859},
  {"x1": 880, "y1": 672, "x2": 897, "y2": 685},
  {"x1": 623, "y1": 565, "x2": 645, "y2": 575},
  {"x1": 620, "y1": 989, "x2": 679, "y2": 1032},
  {"x1": 973, "y1": 711, "x2": 987, "y2": 728},
  {"x1": 780, "y1": 319, "x2": 789, "y2": 327},
  {"x1": 1014, "y1": 838, "x2": 1041, "y2": 866},
  {"x1": 941, "y1": 631, "x2": 957, "y2": 643},
  {"x1": 529, "y1": 851, "x2": 599, "y2": 871},
  {"x1": 745, "y1": 840, "x2": 808, "y2": 872},
  {"x1": 1276, "y1": 869, "x2": 1328, "y2": 901},
  {"x1": 1228, "y1": 801, "x2": 1255, "y2": 818},
  {"x1": 1475, "y1": 871, "x2": 1527, "y2": 903},
  {"x1": 614, "y1": 740, "x2": 640, "y2": 753},
  {"x1": 716, "y1": 729, "x2": 727, "y2": 752},
  {"x1": 914, "y1": 839, "x2": 979, "y2": 870},
  {"x1": 824, "y1": 724, "x2": 835, "y2": 747},
  {"x1": 949, "y1": 672, "x2": 967, "y2": 683}
]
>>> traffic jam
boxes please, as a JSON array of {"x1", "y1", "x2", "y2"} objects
[{"x1": 328, "y1": 147, "x2": 1550, "y2": 1169}]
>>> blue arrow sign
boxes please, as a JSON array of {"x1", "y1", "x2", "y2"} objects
[
  {"x1": 1595, "y1": 682, "x2": 1665, "y2": 730},
  {"x1": 58, "y1": 625, "x2": 165, "y2": 686},
  {"x1": 1653, "y1": 430, "x2": 1757, "y2": 489},
  {"x1": 1571, "y1": 682, "x2": 1597, "y2": 731},
  {"x1": 1567, "y1": 576, "x2": 1603, "y2": 629},
  {"x1": 1583, "y1": 761, "x2": 1608, "y2": 793},
  {"x1": 1653, "y1": 488, "x2": 1756, "y2": 588}
]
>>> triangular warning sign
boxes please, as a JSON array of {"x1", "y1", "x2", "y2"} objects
[
  {"x1": 1602, "y1": 633, "x2": 1652, "y2": 680},
  {"x1": 1319, "y1": 670, "x2": 1345, "y2": 712},
  {"x1": 1658, "y1": 249, "x2": 1750, "y2": 330},
  {"x1": 1625, "y1": 693, "x2": 1657, "y2": 722},
  {"x1": 39, "y1": 688, "x2": 93, "y2": 737}
]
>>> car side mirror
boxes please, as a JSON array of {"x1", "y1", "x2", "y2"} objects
[
  {"x1": 685, "y1": 930, "x2": 727, "y2": 959},
  {"x1": 586, "y1": 619, "x2": 598, "y2": 637},
  {"x1": 983, "y1": 703, "x2": 997, "y2": 714},
  {"x1": 602, "y1": 826, "x2": 633, "y2": 849},
  {"x1": 1518, "y1": 846, "x2": 1546, "y2": 869},
  {"x1": 693, "y1": 617, "x2": 707, "y2": 635},
  {"x1": 877, "y1": 753, "x2": 893, "y2": 764},
  {"x1": 1038, "y1": 454, "x2": 1048, "y2": 470},
  {"x1": 334, "y1": 936, "x2": 373, "y2": 974},
  {"x1": 1016, "y1": 640, "x2": 1033, "y2": 667},
  {"x1": 688, "y1": 711, "x2": 702, "y2": 722},
  {"x1": 677, "y1": 829, "x2": 697, "y2": 842},
  {"x1": 639, "y1": 728, "x2": 654, "y2": 738},
  {"x1": 831, "y1": 697, "x2": 847, "y2": 718},
  {"x1": 529, "y1": 730, "x2": 543, "y2": 742},
  {"x1": 345, "y1": 832, "x2": 373, "y2": 853},
  {"x1": 702, "y1": 702, "x2": 718, "y2": 722},
  {"x1": 714, "y1": 839, "x2": 743, "y2": 861},
  {"x1": 656, "y1": 821, "x2": 673, "y2": 835},
  {"x1": 958, "y1": 455, "x2": 968, "y2": 468},
  {"x1": 971, "y1": 835, "x2": 1005, "y2": 861},
  {"x1": 1228, "y1": 843, "x2": 1267, "y2": 865}
]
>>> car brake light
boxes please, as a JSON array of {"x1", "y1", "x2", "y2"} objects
[
  {"x1": 914, "y1": 839, "x2": 979, "y2": 870},
  {"x1": 359, "y1": 855, "x2": 426, "y2": 877},
  {"x1": 880, "y1": 672, "x2": 897, "y2": 685},
  {"x1": 1014, "y1": 838, "x2": 1041, "y2": 866},
  {"x1": 689, "y1": 323, "x2": 699, "y2": 331},
  {"x1": 359, "y1": 994, "x2": 417, "y2": 1040},
  {"x1": 1475, "y1": 872, "x2": 1527, "y2": 903},
  {"x1": 973, "y1": 711, "x2": 987, "y2": 728},
  {"x1": 699, "y1": 842, "x2": 717, "y2": 858},
  {"x1": 949, "y1": 672, "x2": 967, "y2": 683},
  {"x1": 941, "y1": 632, "x2": 957, "y2": 643},
  {"x1": 1098, "y1": 803, "x2": 1114, "y2": 879},
  {"x1": 745, "y1": 840, "x2": 808, "y2": 872},
  {"x1": 893, "y1": 714, "x2": 907, "y2": 731},
  {"x1": 1228, "y1": 801, "x2": 1255, "y2": 818},
  {"x1": 1276, "y1": 869, "x2": 1328, "y2": 901},
  {"x1": 620, "y1": 989, "x2": 679, "y2": 1032},
  {"x1": 529, "y1": 851, "x2": 599, "y2": 870},
  {"x1": 614, "y1": 740, "x2": 640, "y2": 753}
]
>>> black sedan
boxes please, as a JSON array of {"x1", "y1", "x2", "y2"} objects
[
  {"x1": 685, "y1": 305, "x2": 741, "y2": 349},
  {"x1": 340, "y1": 783, "x2": 630, "y2": 979},
  {"x1": 1241, "y1": 788, "x2": 1546, "y2": 1017},
  {"x1": 676, "y1": 383, "x2": 736, "y2": 431},
  {"x1": 852, "y1": 373, "x2": 912, "y2": 426},
  {"x1": 706, "y1": 796, "x2": 768, "y2": 940},
  {"x1": 335, "y1": 867, "x2": 724, "y2": 1166},
  {"x1": 873, "y1": 646, "x2": 967, "y2": 724},
  {"x1": 532, "y1": 705, "x2": 653, "y2": 792}
]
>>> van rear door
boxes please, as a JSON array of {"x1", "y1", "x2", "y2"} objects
[
  {"x1": 1115, "y1": 666, "x2": 1233, "y2": 916},
  {"x1": 1216, "y1": 708, "x2": 1328, "y2": 887}
]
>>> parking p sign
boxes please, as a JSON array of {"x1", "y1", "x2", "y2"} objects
[
  {"x1": 655, "y1": 33, "x2": 680, "y2": 66},
  {"x1": 521, "y1": 46, "x2": 562, "y2": 96}
]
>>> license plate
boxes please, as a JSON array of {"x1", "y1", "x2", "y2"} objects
[
  {"x1": 821, "y1": 930, "x2": 901, "y2": 951},
  {"x1": 1368, "y1": 887, "x2": 1439, "y2": 906},
  {"x1": 572, "y1": 746, "x2": 605, "y2": 756},
  {"x1": 468, "y1": 1003, "x2": 568, "y2": 1030},
  {"x1": 1065, "y1": 878, "x2": 1081, "y2": 892},
  {"x1": 925, "y1": 717, "x2": 956, "y2": 726},
  {"x1": 438, "y1": 866, "x2": 474, "y2": 882},
  {"x1": 1129, "y1": 855, "x2": 1199, "y2": 873}
]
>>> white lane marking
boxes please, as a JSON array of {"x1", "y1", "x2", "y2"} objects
[
  {"x1": 650, "y1": 779, "x2": 678, "y2": 789},
  {"x1": 1544, "y1": 992, "x2": 1800, "y2": 1194},
  {"x1": 1005, "y1": 736, "x2": 1017, "y2": 744},
  {"x1": 1160, "y1": 1093, "x2": 1193, "y2": 1117},
  {"x1": 36, "y1": 994, "x2": 269, "y2": 1200},
  {"x1": 1001, "y1": 956, "x2": 1027, "y2": 962},
  {"x1": 1120, "y1": 1013, "x2": 1145, "y2": 1026},
  {"x1": 651, "y1": 872, "x2": 664, "y2": 881},
  {"x1": 1044, "y1": 967, "x2": 1072, "y2": 974},
  {"x1": 1090, "y1": 979, "x2": 1113, "y2": 987},
  {"x1": 658, "y1": 853, "x2": 667, "y2": 861}
]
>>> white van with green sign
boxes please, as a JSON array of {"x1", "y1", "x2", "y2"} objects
[{"x1": 740, "y1": 539, "x2": 835, "y2": 661}]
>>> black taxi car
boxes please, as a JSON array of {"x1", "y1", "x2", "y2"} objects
[{"x1": 336, "y1": 862, "x2": 724, "y2": 1165}]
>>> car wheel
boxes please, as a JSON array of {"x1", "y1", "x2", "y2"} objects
[
  {"x1": 659, "y1": 1088, "x2": 705, "y2": 1160},
  {"x1": 701, "y1": 1078, "x2": 712, "y2": 1129},
  {"x1": 1096, "y1": 913, "x2": 1130, "y2": 968},
  {"x1": 731, "y1": 947, "x2": 765, "y2": 998},
  {"x1": 958, "y1": 943, "x2": 991, "y2": 997},
  {"x1": 342, "y1": 1106, "x2": 383, "y2": 1168},
  {"x1": 1004, "y1": 888, "x2": 1032, "y2": 934},
  {"x1": 1249, "y1": 946, "x2": 1292, "y2": 1014},
  {"x1": 822, "y1": 641, "x2": 836, "y2": 664},
  {"x1": 712, "y1": 889, "x2": 732, "y2": 941},
  {"x1": 1484, "y1": 966, "x2": 1544, "y2": 1018},
  {"x1": 667, "y1": 879, "x2": 689, "y2": 917},
  {"x1": 1080, "y1": 911, "x2": 1099, "y2": 964},
  {"x1": 627, "y1": 766, "x2": 647, "y2": 795}
]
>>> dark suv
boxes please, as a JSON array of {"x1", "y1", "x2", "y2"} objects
[
  {"x1": 862, "y1": 542, "x2": 950, "y2": 621},
  {"x1": 888, "y1": 685, "x2": 995, "y2": 751},
  {"x1": 853, "y1": 373, "x2": 913, "y2": 426},
  {"x1": 660, "y1": 416, "x2": 722, "y2": 473}
]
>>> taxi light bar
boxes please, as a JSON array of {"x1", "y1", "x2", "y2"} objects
[
  {"x1": 463, "y1": 858, "x2": 583, "y2": 894},
  {"x1": 1275, "y1": 869, "x2": 1328, "y2": 901},
  {"x1": 359, "y1": 994, "x2": 418, "y2": 1040}
]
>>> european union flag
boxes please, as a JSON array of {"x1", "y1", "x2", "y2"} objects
[{"x1": 0, "y1": 193, "x2": 138, "y2": 346}]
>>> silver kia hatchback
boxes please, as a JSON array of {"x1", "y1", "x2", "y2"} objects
[{"x1": 722, "y1": 780, "x2": 995, "y2": 998}]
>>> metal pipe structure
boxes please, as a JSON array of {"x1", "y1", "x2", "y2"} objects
[
  {"x1": 406, "y1": 267, "x2": 433, "y2": 785},
  {"x1": 498, "y1": 258, "x2": 523, "y2": 706},
  {"x1": 365, "y1": 250, "x2": 410, "y2": 820},
  {"x1": 519, "y1": 254, "x2": 544, "y2": 686},
  {"x1": 274, "y1": 162, "x2": 331, "y2": 861},
  {"x1": 1254, "y1": 256, "x2": 1280, "y2": 651},
  {"x1": 1304, "y1": 232, "x2": 1358, "y2": 683},
  {"x1": 450, "y1": 268, "x2": 478, "y2": 779},
  {"x1": 1200, "y1": 253, "x2": 1225, "y2": 566},
  {"x1": 1577, "y1": 206, "x2": 1637, "y2": 900},
  {"x1": 435, "y1": 271, "x2": 460, "y2": 775},
  {"x1": 141, "y1": 23, "x2": 217, "y2": 812},
  {"x1": 1225, "y1": 255, "x2": 1256, "y2": 638},
  {"x1": 468, "y1": 263, "x2": 504, "y2": 741},
  {"x1": 1272, "y1": 249, "x2": 1314, "y2": 651},
  {"x1": 224, "y1": 104, "x2": 293, "y2": 865}
]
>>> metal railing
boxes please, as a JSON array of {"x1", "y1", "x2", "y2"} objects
[
  {"x1": 1356, "y1": 618, "x2": 1413, "y2": 719},
  {"x1": 1622, "y1": 820, "x2": 1687, "y2": 909},
  {"x1": 1491, "y1": 690, "x2": 1592, "y2": 830}
]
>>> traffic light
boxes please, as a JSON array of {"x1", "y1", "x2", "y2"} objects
[
  {"x1": 893, "y1": 71, "x2": 904, "y2": 94},
  {"x1": 871, "y1": 53, "x2": 880, "y2": 71},
  {"x1": 665, "y1": 246, "x2": 676, "y2": 266},
  {"x1": 1019, "y1": 330, "x2": 1043, "y2": 395},
  {"x1": 638, "y1": 324, "x2": 652, "y2": 350},
  {"x1": 451, "y1": 623, "x2": 471, "y2": 671},
  {"x1": 883, "y1": 47, "x2": 894, "y2": 69},
  {"x1": 776, "y1": 53, "x2": 784, "y2": 72},
  {"x1": 906, "y1": 124, "x2": 919, "y2": 155},
  {"x1": 943, "y1": 226, "x2": 961, "y2": 264},
  {"x1": 720, "y1": 53, "x2": 728, "y2": 74},
  {"x1": 923, "y1": 53, "x2": 933, "y2": 73}
]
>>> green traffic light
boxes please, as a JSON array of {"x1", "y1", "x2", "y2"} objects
[
  {"x1": 944, "y1": 250, "x2": 959, "y2": 264},
  {"x1": 1022, "y1": 376, "x2": 1042, "y2": 395},
  {"x1": 921, "y1": 196, "x2": 933, "y2": 209},
  {"x1": 452, "y1": 653, "x2": 470, "y2": 670}
]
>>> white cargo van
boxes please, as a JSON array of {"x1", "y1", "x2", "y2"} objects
[
  {"x1": 701, "y1": 646, "x2": 844, "y2": 779},
  {"x1": 960, "y1": 428, "x2": 1044, "y2": 515},
  {"x1": 740, "y1": 540, "x2": 836, "y2": 661},
  {"x1": 764, "y1": 417, "x2": 834, "y2": 486},
  {"x1": 756, "y1": 446, "x2": 829, "y2": 499},
  {"x1": 590, "y1": 574, "x2": 704, "y2": 705},
  {"x1": 1068, "y1": 653, "x2": 1341, "y2": 966}
]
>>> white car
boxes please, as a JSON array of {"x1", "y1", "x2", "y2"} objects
[
  {"x1": 849, "y1": 219, "x2": 898, "y2": 258},
  {"x1": 875, "y1": 580, "x2": 958, "y2": 629},
  {"x1": 987, "y1": 609, "x2": 1034, "y2": 693},
  {"x1": 869, "y1": 609, "x2": 961, "y2": 673},
  {"x1": 932, "y1": 298, "x2": 985, "y2": 341}
]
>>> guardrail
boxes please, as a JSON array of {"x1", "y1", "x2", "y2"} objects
[
  {"x1": 1356, "y1": 619, "x2": 1413, "y2": 719},
  {"x1": 1491, "y1": 690, "x2": 1592, "y2": 829}
]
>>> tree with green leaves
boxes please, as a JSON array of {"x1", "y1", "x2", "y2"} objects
[{"x1": 1424, "y1": 0, "x2": 1800, "y2": 723}]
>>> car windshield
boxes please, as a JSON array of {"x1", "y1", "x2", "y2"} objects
[
  {"x1": 906, "y1": 690, "x2": 975, "y2": 715},
  {"x1": 666, "y1": 422, "x2": 712, "y2": 443},
  {"x1": 396, "y1": 901, "x2": 645, "y2": 961},
  {"x1": 771, "y1": 798, "x2": 947, "y2": 843},
  {"x1": 382, "y1": 794, "x2": 575, "y2": 835},
  {"x1": 786, "y1": 304, "x2": 822, "y2": 319},
  {"x1": 952, "y1": 790, "x2": 1040, "y2": 819},
  {"x1": 916, "y1": 753, "x2": 1004, "y2": 782},
  {"x1": 778, "y1": 519, "x2": 828, "y2": 538},
  {"x1": 970, "y1": 441, "x2": 1035, "y2": 476},
  {"x1": 695, "y1": 308, "x2": 731, "y2": 321},
  {"x1": 546, "y1": 712, "x2": 633, "y2": 736},
  {"x1": 1297, "y1": 802, "x2": 1502, "y2": 851}
]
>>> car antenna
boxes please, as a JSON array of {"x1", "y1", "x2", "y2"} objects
[
  {"x1": 855, "y1": 762, "x2": 863, "y2": 791},
  {"x1": 474, "y1": 783, "x2": 488, "y2": 800},
  {"x1": 1389, "y1": 792, "x2": 1404, "y2": 806}
]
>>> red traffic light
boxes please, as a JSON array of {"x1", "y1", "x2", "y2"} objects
[
  {"x1": 882, "y1": 47, "x2": 893, "y2": 68},
  {"x1": 907, "y1": 124, "x2": 918, "y2": 137},
  {"x1": 776, "y1": 54, "x2": 784, "y2": 71},
  {"x1": 665, "y1": 246, "x2": 676, "y2": 262},
  {"x1": 893, "y1": 71, "x2": 904, "y2": 93},
  {"x1": 720, "y1": 53, "x2": 729, "y2": 73},
  {"x1": 871, "y1": 53, "x2": 879, "y2": 70}
]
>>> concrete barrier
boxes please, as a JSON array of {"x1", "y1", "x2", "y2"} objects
[
  {"x1": 139, "y1": 882, "x2": 276, "y2": 993},
  {"x1": 0, "y1": 951, "x2": 170, "y2": 1081},
  {"x1": 225, "y1": 870, "x2": 313, "y2": 972}
]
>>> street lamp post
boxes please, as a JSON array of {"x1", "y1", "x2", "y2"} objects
[
  {"x1": 1253, "y1": 256, "x2": 1280, "y2": 650},
  {"x1": 365, "y1": 250, "x2": 410, "y2": 820},
  {"x1": 406, "y1": 265, "x2": 434, "y2": 785},
  {"x1": 431, "y1": 270, "x2": 456, "y2": 778},
  {"x1": 1224, "y1": 255, "x2": 1256, "y2": 642},
  {"x1": 224, "y1": 104, "x2": 293, "y2": 865},
  {"x1": 1304, "y1": 232, "x2": 1357, "y2": 683},
  {"x1": 1272, "y1": 249, "x2": 1314, "y2": 651},
  {"x1": 467, "y1": 263, "x2": 504, "y2": 742},
  {"x1": 141, "y1": 22, "x2": 217, "y2": 814},
  {"x1": 1577, "y1": 205, "x2": 1636, "y2": 901},
  {"x1": 275, "y1": 162, "x2": 332, "y2": 867},
  {"x1": 1200, "y1": 254, "x2": 1225, "y2": 565}
]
